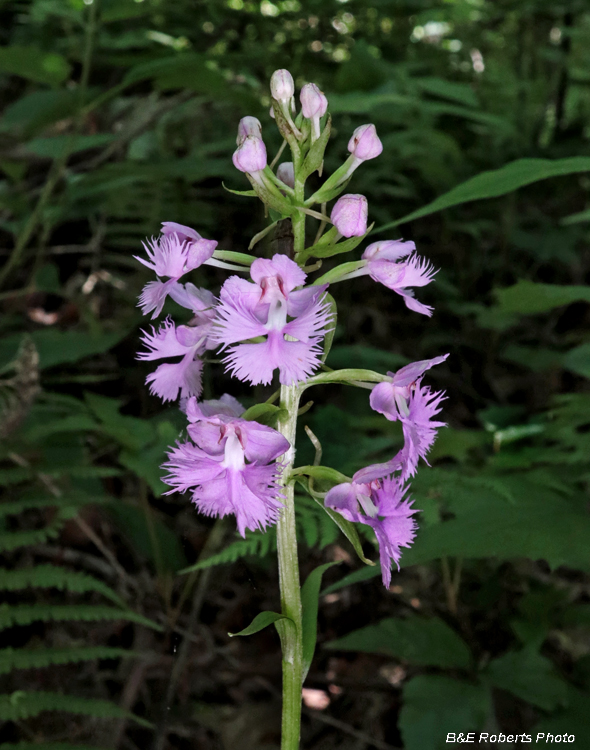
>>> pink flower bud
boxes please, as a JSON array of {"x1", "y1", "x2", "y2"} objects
[
  {"x1": 331, "y1": 194, "x2": 368, "y2": 237},
  {"x1": 232, "y1": 135, "x2": 267, "y2": 173},
  {"x1": 276, "y1": 162, "x2": 295, "y2": 189},
  {"x1": 300, "y1": 83, "x2": 328, "y2": 119},
  {"x1": 270, "y1": 69, "x2": 295, "y2": 103},
  {"x1": 348, "y1": 124, "x2": 383, "y2": 161},
  {"x1": 237, "y1": 116, "x2": 262, "y2": 146}
]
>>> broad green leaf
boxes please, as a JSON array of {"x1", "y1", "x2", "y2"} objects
[
  {"x1": 0, "y1": 46, "x2": 71, "y2": 85},
  {"x1": 322, "y1": 565, "x2": 380, "y2": 594},
  {"x1": 414, "y1": 76, "x2": 479, "y2": 107},
  {"x1": 401, "y1": 477, "x2": 590, "y2": 570},
  {"x1": 501, "y1": 344, "x2": 564, "y2": 372},
  {"x1": 533, "y1": 688, "x2": 590, "y2": 745},
  {"x1": 109, "y1": 503, "x2": 187, "y2": 573},
  {"x1": 301, "y1": 562, "x2": 340, "y2": 680},
  {"x1": 25, "y1": 134, "x2": 116, "y2": 159},
  {"x1": 119, "y1": 420, "x2": 178, "y2": 496},
  {"x1": 485, "y1": 649, "x2": 568, "y2": 711},
  {"x1": 0, "y1": 90, "x2": 81, "y2": 137},
  {"x1": 375, "y1": 158, "x2": 590, "y2": 232},
  {"x1": 228, "y1": 611, "x2": 293, "y2": 637},
  {"x1": 324, "y1": 615, "x2": 471, "y2": 669},
  {"x1": 561, "y1": 208, "x2": 590, "y2": 225},
  {"x1": 0, "y1": 329, "x2": 129, "y2": 371},
  {"x1": 84, "y1": 393, "x2": 154, "y2": 451},
  {"x1": 563, "y1": 343, "x2": 590, "y2": 379},
  {"x1": 494, "y1": 280, "x2": 590, "y2": 315},
  {"x1": 400, "y1": 676, "x2": 491, "y2": 750}
]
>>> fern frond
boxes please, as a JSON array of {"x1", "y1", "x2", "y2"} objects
[
  {"x1": 0, "y1": 646, "x2": 136, "y2": 675},
  {"x1": 0, "y1": 691, "x2": 152, "y2": 728},
  {"x1": 184, "y1": 528, "x2": 277, "y2": 572},
  {"x1": 0, "y1": 467, "x2": 31, "y2": 486},
  {"x1": 0, "y1": 565, "x2": 124, "y2": 606},
  {"x1": 0, "y1": 514, "x2": 71, "y2": 553},
  {"x1": 296, "y1": 494, "x2": 340, "y2": 549},
  {"x1": 0, "y1": 494, "x2": 107, "y2": 518},
  {"x1": 0, "y1": 604, "x2": 163, "y2": 631}
]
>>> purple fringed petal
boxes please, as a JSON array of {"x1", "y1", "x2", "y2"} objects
[
  {"x1": 223, "y1": 331, "x2": 324, "y2": 386},
  {"x1": 138, "y1": 318, "x2": 190, "y2": 361},
  {"x1": 213, "y1": 295, "x2": 268, "y2": 347},
  {"x1": 145, "y1": 354, "x2": 203, "y2": 403},
  {"x1": 399, "y1": 384, "x2": 446, "y2": 480},
  {"x1": 162, "y1": 444, "x2": 283, "y2": 538},
  {"x1": 325, "y1": 476, "x2": 418, "y2": 588},
  {"x1": 138, "y1": 279, "x2": 179, "y2": 319}
]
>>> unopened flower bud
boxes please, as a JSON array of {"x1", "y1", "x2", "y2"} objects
[
  {"x1": 348, "y1": 124, "x2": 383, "y2": 161},
  {"x1": 276, "y1": 162, "x2": 295, "y2": 189},
  {"x1": 270, "y1": 69, "x2": 295, "y2": 103},
  {"x1": 300, "y1": 83, "x2": 328, "y2": 119},
  {"x1": 237, "y1": 116, "x2": 262, "y2": 146},
  {"x1": 232, "y1": 135, "x2": 267, "y2": 174},
  {"x1": 331, "y1": 194, "x2": 368, "y2": 238}
]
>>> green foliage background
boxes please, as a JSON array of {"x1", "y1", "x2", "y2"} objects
[{"x1": 1, "y1": 0, "x2": 589, "y2": 748}]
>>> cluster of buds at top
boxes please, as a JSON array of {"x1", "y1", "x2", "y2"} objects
[{"x1": 134, "y1": 68, "x2": 449, "y2": 583}]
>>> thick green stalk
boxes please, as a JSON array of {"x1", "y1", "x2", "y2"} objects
[
  {"x1": 276, "y1": 384, "x2": 303, "y2": 749},
  {"x1": 275, "y1": 164, "x2": 307, "y2": 749}
]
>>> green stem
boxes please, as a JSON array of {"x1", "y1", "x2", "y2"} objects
[
  {"x1": 276, "y1": 384, "x2": 304, "y2": 750},
  {"x1": 276, "y1": 157, "x2": 307, "y2": 748}
]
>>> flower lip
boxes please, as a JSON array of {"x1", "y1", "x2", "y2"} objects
[{"x1": 348, "y1": 124, "x2": 383, "y2": 161}]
